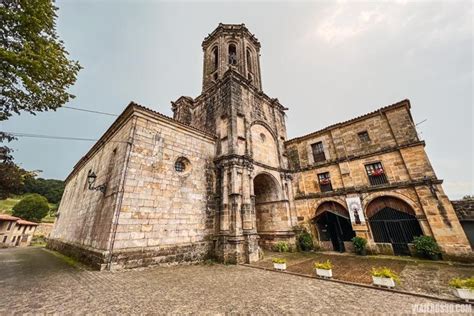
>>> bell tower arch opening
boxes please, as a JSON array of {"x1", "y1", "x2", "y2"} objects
[{"x1": 201, "y1": 23, "x2": 262, "y2": 91}]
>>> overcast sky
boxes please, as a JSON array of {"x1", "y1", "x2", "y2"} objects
[{"x1": 2, "y1": 0, "x2": 472, "y2": 199}]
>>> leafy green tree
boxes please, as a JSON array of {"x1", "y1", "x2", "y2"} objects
[
  {"x1": 23, "y1": 176, "x2": 65, "y2": 204},
  {"x1": 0, "y1": 0, "x2": 81, "y2": 120},
  {"x1": 12, "y1": 193, "x2": 49, "y2": 222},
  {"x1": 0, "y1": 133, "x2": 34, "y2": 199}
]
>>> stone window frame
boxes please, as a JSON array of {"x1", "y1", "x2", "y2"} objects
[
  {"x1": 358, "y1": 130, "x2": 371, "y2": 143},
  {"x1": 317, "y1": 172, "x2": 333, "y2": 192},
  {"x1": 308, "y1": 139, "x2": 328, "y2": 165},
  {"x1": 364, "y1": 161, "x2": 389, "y2": 186},
  {"x1": 174, "y1": 156, "x2": 192, "y2": 177}
]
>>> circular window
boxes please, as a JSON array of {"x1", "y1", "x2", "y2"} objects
[
  {"x1": 260, "y1": 133, "x2": 266, "y2": 142},
  {"x1": 174, "y1": 157, "x2": 191, "y2": 175}
]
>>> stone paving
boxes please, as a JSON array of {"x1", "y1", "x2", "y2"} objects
[
  {"x1": 253, "y1": 251, "x2": 474, "y2": 300},
  {"x1": 0, "y1": 247, "x2": 465, "y2": 315}
]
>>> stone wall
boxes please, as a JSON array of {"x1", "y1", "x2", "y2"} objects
[
  {"x1": 109, "y1": 110, "x2": 216, "y2": 269},
  {"x1": 49, "y1": 115, "x2": 133, "y2": 252},
  {"x1": 34, "y1": 223, "x2": 54, "y2": 238},
  {"x1": 452, "y1": 199, "x2": 474, "y2": 221},
  {"x1": 286, "y1": 100, "x2": 472, "y2": 260}
]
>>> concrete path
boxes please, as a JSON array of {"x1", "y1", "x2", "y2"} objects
[{"x1": 0, "y1": 247, "x2": 462, "y2": 314}]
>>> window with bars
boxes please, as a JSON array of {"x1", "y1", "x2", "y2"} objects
[
  {"x1": 365, "y1": 162, "x2": 388, "y2": 186},
  {"x1": 358, "y1": 131, "x2": 370, "y2": 142},
  {"x1": 175, "y1": 161, "x2": 185, "y2": 173},
  {"x1": 311, "y1": 141, "x2": 326, "y2": 163},
  {"x1": 318, "y1": 172, "x2": 333, "y2": 192}
]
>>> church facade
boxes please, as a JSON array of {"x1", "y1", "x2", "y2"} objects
[{"x1": 48, "y1": 24, "x2": 472, "y2": 270}]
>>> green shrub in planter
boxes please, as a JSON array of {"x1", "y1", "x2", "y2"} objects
[
  {"x1": 413, "y1": 236, "x2": 441, "y2": 260},
  {"x1": 351, "y1": 236, "x2": 367, "y2": 255},
  {"x1": 273, "y1": 241, "x2": 290, "y2": 252},
  {"x1": 371, "y1": 267, "x2": 400, "y2": 284},
  {"x1": 449, "y1": 277, "x2": 474, "y2": 290},
  {"x1": 272, "y1": 258, "x2": 287, "y2": 264},
  {"x1": 314, "y1": 260, "x2": 332, "y2": 270},
  {"x1": 297, "y1": 230, "x2": 313, "y2": 251}
]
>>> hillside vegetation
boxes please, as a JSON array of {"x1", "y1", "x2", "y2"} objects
[{"x1": 0, "y1": 194, "x2": 57, "y2": 223}]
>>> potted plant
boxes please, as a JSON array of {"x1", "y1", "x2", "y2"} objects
[
  {"x1": 371, "y1": 267, "x2": 399, "y2": 288},
  {"x1": 351, "y1": 236, "x2": 367, "y2": 256},
  {"x1": 314, "y1": 260, "x2": 333, "y2": 279},
  {"x1": 273, "y1": 241, "x2": 290, "y2": 253},
  {"x1": 449, "y1": 277, "x2": 474, "y2": 302},
  {"x1": 413, "y1": 236, "x2": 442, "y2": 260},
  {"x1": 272, "y1": 258, "x2": 287, "y2": 271}
]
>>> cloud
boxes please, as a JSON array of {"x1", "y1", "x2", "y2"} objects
[{"x1": 303, "y1": 1, "x2": 472, "y2": 46}]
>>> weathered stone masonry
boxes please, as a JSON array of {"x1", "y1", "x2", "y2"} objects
[{"x1": 48, "y1": 23, "x2": 472, "y2": 269}]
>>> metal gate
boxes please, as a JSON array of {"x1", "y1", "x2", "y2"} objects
[{"x1": 369, "y1": 207, "x2": 423, "y2": 255}]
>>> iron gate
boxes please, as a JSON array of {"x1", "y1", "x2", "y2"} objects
[{"x1": 369, "y1": 207, "x2": 423, "y2": 255}]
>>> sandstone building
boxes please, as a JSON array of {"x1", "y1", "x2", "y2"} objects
[
  {"x1": 0, "y1": 214, "x2": 38, "y2": 248},
  {"x1": 48, "y1": 24, "x2": 472, "y2": 269}
]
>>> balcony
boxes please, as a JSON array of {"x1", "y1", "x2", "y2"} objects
[
  {"x1": 312, "y1": 152, "x2": 326, "y2": 163},
  {"x1": 368, "y1": 174, "x2": 389, "y2": 186},
  {"x1": 319, "y1": 178, "x2": 333, "y2": 192}
]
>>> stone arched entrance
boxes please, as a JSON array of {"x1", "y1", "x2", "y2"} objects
[
  {"x1": 254, "y1": 173, "x2": 280, "y2": 233},
  {"x1": 367, "y1": 196, "x2": 423, "y2": 255},
  {"x1": 253, "y1": 173, "x2": 290, "y2": 248},
  {"x1": 313, "y1": 201, "x2": 355, "y2": 252}
]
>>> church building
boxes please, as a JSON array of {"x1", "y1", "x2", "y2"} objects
[{"x1": 48, "y1": 24, "x2": 472, "y2": 270}]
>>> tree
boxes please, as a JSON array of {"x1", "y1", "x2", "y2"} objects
[
  {"x1": 0, "y1": 132, "x2": 34, "y2": 199},
  {"x1": 23, "y1": 176, "x2": 64, "y2": 204},
  {"x1": 12, "y1": 193, "x2": 49, "y2": 222},
  {"x1": 0, "y1": 0, "x2": 81, "y2": 120}
]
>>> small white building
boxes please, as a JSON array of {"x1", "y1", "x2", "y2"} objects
[{"x1": 0, "y1": 214, "x2": 39, "y2": 247}]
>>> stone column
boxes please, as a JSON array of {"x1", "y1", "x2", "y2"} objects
[{"x1": 220, "y1": 165, "x2": 230, "y2": 232}]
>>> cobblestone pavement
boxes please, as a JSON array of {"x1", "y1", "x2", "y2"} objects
[
  {"x1": 253, "y1": 251, "x2": 474, "y2": 300},
  {"x1": 0, "y1": 247, "x2": 458, "y2": 315}
]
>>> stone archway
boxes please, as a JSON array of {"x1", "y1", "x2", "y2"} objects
[
  {"x1": 313, "y1": 201, "x2": 355, "y2": 252},
  {"x1": 367, "y1": 196, "x2": 423, "y2": 255},
  {"x1": 253, "y1": 173, "x2": 292, "y2": 248},
  {"x1": 253, "y1": 173, "x2": 280, "y2": 232}
]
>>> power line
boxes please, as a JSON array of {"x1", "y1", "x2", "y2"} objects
[
  {"x1": 2, "y1": 132, "x2": 128, "y2": 143},
  {"x1": 62, "y1": 106, "x2": 119, "y2": 117}
]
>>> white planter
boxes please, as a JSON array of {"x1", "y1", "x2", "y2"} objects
[
  {"x1": 273, "y1": 263, "x2": 286, "y2": 271},
  {"x1": 453, "y1": 288, "x2": 474, "y2": 302},
  {"x1": 316, "y1": 268, "x2": 333, "y2": 278},
  {"x1": 372, "y1": 276, "x2": 396, "y2": 288}
]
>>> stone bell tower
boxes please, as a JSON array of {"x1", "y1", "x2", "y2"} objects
[
  {"x1": 202, "y1": 23, "x2": 262, "y2": 92},
  {"x1": 172, "y1": 23, "x2": 297, "y2": 264}
]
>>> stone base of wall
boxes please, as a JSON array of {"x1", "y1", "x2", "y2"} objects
[
  {"x1": 47, "y1": 238, "x2": 108, "y2": 270},
  {"x1": 257, "y1": 231, "x2": 296, "y2": 251},
  {"x1": 214, "y1": 235, "x2": 247, "y2": 264},
  {"x1": 47, "y1": 239, "x2": 214, "y2": 270},
  {"x1": 109, "y1": 241, "x2": 213, "y2": 270}
]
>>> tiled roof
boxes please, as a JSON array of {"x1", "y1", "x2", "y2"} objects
[
  {"x1": 0, "y1": 214, "x2": 20, "y2": 221},
  {"x1": 285, "y1": 99, "x2": 411, "y2": 144},
  {"x1": 130, "y1": 102, "x2": 216, "y2": 138}
]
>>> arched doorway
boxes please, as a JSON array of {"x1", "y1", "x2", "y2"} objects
[
  {"x1": 367, "y1": 196, "x2": 423, "y2": 255},
  {"x1": 314, "y1": 202, "x2": 355, "y2": 252},
  {"x1": 253, "y1": 173, "x2": 280, "y2": 233}
]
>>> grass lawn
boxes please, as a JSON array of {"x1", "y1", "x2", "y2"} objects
[{"x1": 0, "y1": 194, "x2": 57, "y2": 223}]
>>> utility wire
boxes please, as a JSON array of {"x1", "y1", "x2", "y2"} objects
[
  {"x1": 2, "y1": 132, "x2": 128, "y2": 143},
  {"x1": 62, "y1": 106, "x2": 119, "y2": 117}
]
